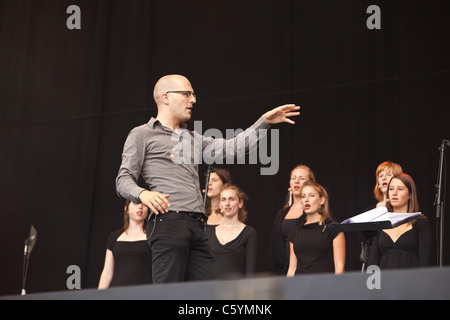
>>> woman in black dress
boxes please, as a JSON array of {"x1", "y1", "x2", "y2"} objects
[
  {"x1": 369, "y1": 173, "x2": 431, "y2": 269},
  {"x1": 206, "y1": 184, "x2": 257, "y2": 279},
  {"x1": 268, "y1": 164, "x2": 316, "y2": 275},
  {"x1": 287, "y1": 181, "x2": 346, "y2": 276},
  {"x1": 98, "y1": 200, "x2": 152, "y2": 289}
]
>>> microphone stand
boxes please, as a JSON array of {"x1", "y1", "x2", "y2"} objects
[
  {"x1": 360, "y1": 231, "x2": 378, "y2": 273},
  {"x1": 435, "y1": 139, "x2": 449, "y2": 267},
  {"x1": 22, "y1": 239, "x2": 31, "y2": 295},
  {"x1": 21, "y1": 225, "x2": 37, "y2": 295},
  {"x1": 203, "y1": 166, "x2": 213, "y2": 208}
]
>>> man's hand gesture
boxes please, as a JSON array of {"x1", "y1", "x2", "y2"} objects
[{"x1": 263, "y1": 104, "x2": 301, "y2": 125}]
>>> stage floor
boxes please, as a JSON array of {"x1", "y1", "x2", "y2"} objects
[{"x1": 3, "y1": 267, "x2": 450, "y2": 300}]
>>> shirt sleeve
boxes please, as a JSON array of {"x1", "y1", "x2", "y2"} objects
[
  {"x1": 201, "y1": 116, "x2": 270, "y2": 163},
  {"x1": 106, "y1": 231, "x2": 121, "y2": 251},
  {"x1": 115, "y1": 127, "x2": 147, "y2": 203},
  {"x1": 416, "y1": 217, "x2": 432, "y2": 267},
  {"x1": 368, "y1": 234, "x2": 381, "y2": 267}
]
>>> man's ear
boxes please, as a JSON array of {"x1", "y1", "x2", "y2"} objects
[{"x1": 161, "y1": 93, "x2": 170, "y2": 105}]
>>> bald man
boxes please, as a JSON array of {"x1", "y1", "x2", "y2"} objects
[{"x1": 116, "y1": 74, "x2": 300, "y2": 283}]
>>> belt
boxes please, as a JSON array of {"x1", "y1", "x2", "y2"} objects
[
  {"x1": 148, "y1": 211, "x2": 208, "y2": 236},
  {"x1": 175, "y1": 210, "x2": 206, "y2": 221},
  {"x1": 174, "y1": 211, "x2": 207, "y2": 230}
]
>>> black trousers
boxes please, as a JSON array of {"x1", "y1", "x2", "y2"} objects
[{"x1": 147, "y1": 211, "x2": 214, "y2": 283}]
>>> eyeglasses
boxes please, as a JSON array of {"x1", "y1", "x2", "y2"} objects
[{"x1": 165, "y1": 91, "x2": 196, "y2": 99}]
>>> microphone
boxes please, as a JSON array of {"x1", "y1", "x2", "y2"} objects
[
  {"x1": 203, "y1": 166, "x2": 215, "y2": 207},
  {"x1": 24, "y1": 239, "x2": 29, "y2": 256},
  {"x1": 24, "y1": 235, "x2": 36, "y2": 255}
]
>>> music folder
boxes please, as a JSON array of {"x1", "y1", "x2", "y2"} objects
[{"x1": 322, "y1": 206, "x2": 422, "y2": 233}]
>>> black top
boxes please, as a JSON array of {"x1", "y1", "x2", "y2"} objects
[
  {"x1": 282, "y1": 218, "x2": 302, "y2": 265},
  {"x1": 206, "y1": 225, "x2": 257, "y2": 279},
  {"x1": 288, "y1": 218, "x2": 339, "y2": 274},
  {"x1": 368, "y1": 217, "x2": 431, "y2": 269},
  {"x1": 107, "y1": 230, "x2": 153, "y2": 286},
  {"x1": 268, "y1": 207, "x2": 305, "y2": 275}
]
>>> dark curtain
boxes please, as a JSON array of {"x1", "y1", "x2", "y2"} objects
[{"x1": 0, "y1": 0, "x2": 449, "y2": 295}]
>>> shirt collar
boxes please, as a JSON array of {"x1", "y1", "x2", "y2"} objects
[{"x1": 148, "y1": 117, "x2": 188, "y2": 130}]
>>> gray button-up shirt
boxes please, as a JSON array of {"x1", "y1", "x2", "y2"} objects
[{"x1": 116, "y1": 116, "x2": 270, "y2": 213}]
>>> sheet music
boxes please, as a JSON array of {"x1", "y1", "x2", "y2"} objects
[
  {"x1": 341, "y1": 206, "x2": 388, "y2": 224},
  {"x1": 342, "y1": 206, "x2": 422, "y2": 227},
  {"x1": 372, "y1": 212, "x2": 422, "y2": 227}
]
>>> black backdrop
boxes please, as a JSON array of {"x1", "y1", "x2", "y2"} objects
[{"x1": 1, "y1": 0, "x2": 449, "y2": 295}]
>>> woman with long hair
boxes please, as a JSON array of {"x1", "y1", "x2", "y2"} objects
[
  {"x1": 287, "y1": 181, "x2": 345, "y2": 276},
  {"x1": 205, "y1": 168, "x2": 232, "y2": 225},
  {"x1": 268, "y1": 164, "x2": 316, "y2": 275},
  {"x1": 369, "y1": 173, "x2": 431, "y2": 269},
  {"x1": 98, "y1": 200, "x2": 152, "y2": 289}
]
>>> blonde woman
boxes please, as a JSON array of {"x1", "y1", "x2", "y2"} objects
[
  {"x1": 268, "y1": 164, "x2": 316, "y2": 275},
  {"x1": 287, "y1": 181, "x2": 345, "y2": 276}
]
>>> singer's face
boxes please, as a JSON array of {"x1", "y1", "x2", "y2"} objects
[
  {"x1": 290, "y1": 168, "x2": 310, "y2": 197},
  {"x1": 219, "y1": 189, "x2": 243, "y2": 218},
  {"x1": 378, "y1": 168, "x2": 394, "y2": 194},
  {"x1": 207, "y1": 172, "x2": 224, "y2": 198},
  {"x1": 388, "y1": 178, "x2": 410, "y2": 211},
  {"x1": 127, "y1": 202, "x2": 150, "y2": 222},
  {"x1": 301, "y1": 186, "x2": 325, "y2": 214}
]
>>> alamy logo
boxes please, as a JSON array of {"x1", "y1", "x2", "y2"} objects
[
  {"x1": 366, "y1": 5, "x2": 381, "y2": 30},
  {"x1": 66, "y1": 5, "x2": 81, "y2": 30},
  {"x1": 366, "y1": 265, "x2": 381, "y2": 290},
  {"x1": 66, "y1": 265, "x2": 81, "y2": 290},
  {"x1": 169, "y1": 121, "x2": 280, "y2": 176}
]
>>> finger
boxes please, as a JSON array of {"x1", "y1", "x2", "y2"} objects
[
  {"x1": 148, "y1": 203, "x2": 160, "y2": 215},
  {"x1": 156, "y1": 194, "x2": 170, "y2": 212},
  {"x1": 288, "y1": 106, "x2": 301, "y2": 112},
  {"x1": 153, "y1": 198, "x2": 168, "y2": 213},
  {"x1": 281, "y1": 104, "x2": 300, "y2": 111},
  {"x1": 285, "y1": 111, "x2": 300, "y2": 117},
  {"x1": 284, "y1": 118, "x2": 296, "y2": 124},
  {"x1": 279, "y1": 104, "x2": 296, "y2": 108},
  {"x1": 159, "y1": 194, "x2": 171, "y2": 206}
]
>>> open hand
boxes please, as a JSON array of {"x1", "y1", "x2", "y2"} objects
[
  {"x1": 262, "y1": 104, "x2": 301, "y2": 125},
  {"x1": 139, "y1": 190, "x2": 170, "y2": 215}
]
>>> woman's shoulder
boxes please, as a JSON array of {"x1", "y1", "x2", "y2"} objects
[
  {"x1": 106, "y1": 229, "x2": 123, "y2": 250},
  {"x1": 109, "y1": 229, "x2": 123, "y2": 240},
  {"x1": 413, "y1": 215, "x2": 431, "y2": 229},
  {"x1": 275, "y1": 206, "x2": 290, "y2": 218},
  {"x1": 243, "y1": 224, "x2": 257, "y2": 236},
  {"x1": 205, "y1": 224, "x2": 217, "y2": 236}
]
